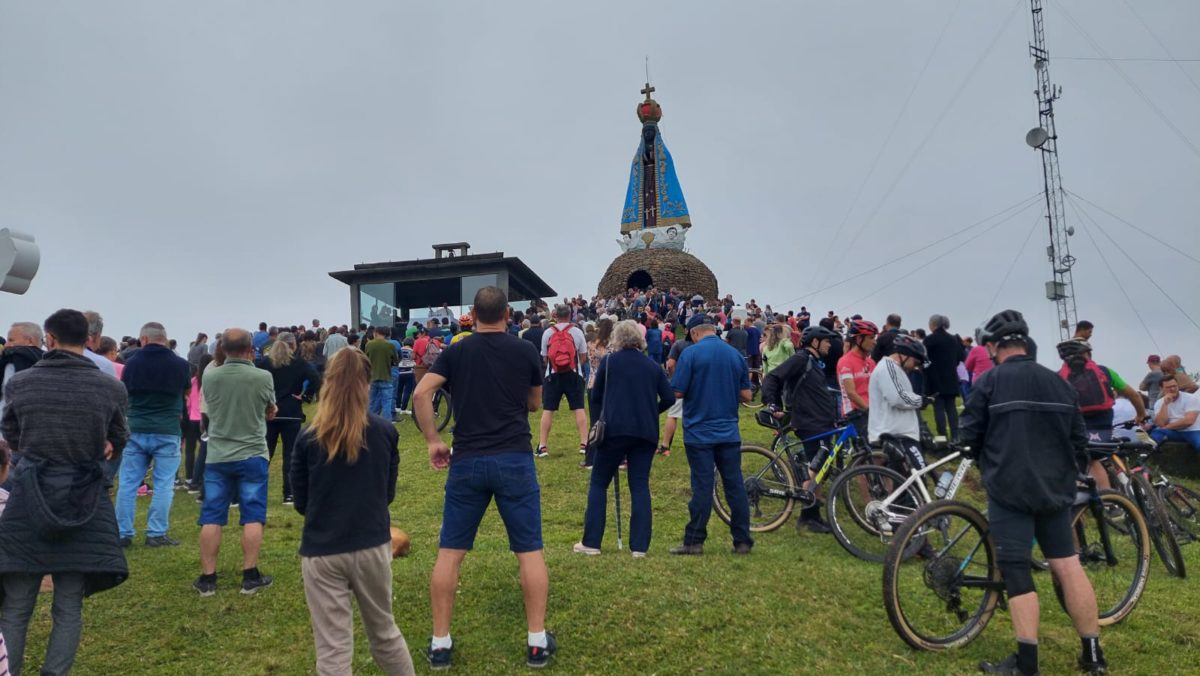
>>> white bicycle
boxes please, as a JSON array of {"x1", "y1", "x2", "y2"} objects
[{"x1": 826, "y1": 440, "x2": 974, "y2": 563}]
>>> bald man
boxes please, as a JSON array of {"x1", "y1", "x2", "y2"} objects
[{"x1": 193, "y1": 328, "x2": 277, "y2": 596}]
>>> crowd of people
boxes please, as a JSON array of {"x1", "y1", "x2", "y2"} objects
[{"x1": 0, "y1": 285, "x2": 1195, "y2": 674}]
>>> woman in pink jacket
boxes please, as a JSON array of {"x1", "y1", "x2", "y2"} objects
[{"x1": 964, "y1": 343, "x2": 994, "y2": 384}]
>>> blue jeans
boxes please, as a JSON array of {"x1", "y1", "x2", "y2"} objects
[
  {"x1": 116, "y1": 432, "x2": 181, "y2": 538},
  {"x1": 683, "y1": 441, "x2": 753, "y2": 548},
  {"x1": 369, "y1": 380, "x2": 395, "y2": 418},
  {"x1": 1150, "y1": 427, "x2": 1200, "y2": 450},
  {"x1": 440, "y1": 452, "x2": 543, "y2": 552},
  {"x1": 394, "y1": 371, "x2": 415, "y2": 411},
  {"x1": 582, "y1": 436, "x2": 655, "y2": 553}
]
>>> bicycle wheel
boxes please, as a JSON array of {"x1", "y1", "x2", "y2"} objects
[
  {"x1": 713, "y1": 445, "x2": 797, "y2": 532},
  {"x1": 411, "y1": 387, "x2": 453, "y2": 433},
  {"x1": 1130, "y1": 473, "x2": 1185, "y2": 578},
  {"x1": 1159, "y1": 483, "x2": 1200, "y2": 544},
  {"x1": 1054, "y1": 490, "x2": 1150, "y2": 626},
  {"x1": 740, "y1": 377, "x2": 764, "y2": 410},
  {"x1": 827, "y1": 464, "x2": 926, "y2": 563},
  {"x1": 882, "y1": 500, "x2": 1002, "y2": 651}
]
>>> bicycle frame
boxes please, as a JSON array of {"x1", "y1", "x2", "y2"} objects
[
  {"x1": 877, "y1": 451, "x2": 974, "y2": 513},
  {"x1": 750, "y1": 424, "x2": 861, "y2": 500},
  {"x1": 806, "y1": 424, "x2": 862, "y2": 485}
]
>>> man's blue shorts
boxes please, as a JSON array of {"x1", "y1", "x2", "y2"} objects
[
  {"x1": 199, "y1": 456, "x2": 269, "y2": 527},
  {"x1": 439, "y1": 452, "x2": 543, "y2": 553}
]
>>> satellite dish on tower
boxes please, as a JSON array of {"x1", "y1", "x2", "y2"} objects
[
  {"x1": 1025, "y1": 127, "x2": 1049, "y2": 148},
  {"x1": 0, "y1": 228, "x2": 40, "y2": 295}
]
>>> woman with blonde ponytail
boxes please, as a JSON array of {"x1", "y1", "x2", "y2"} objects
[{"x1": 290, "y1": 348, "x2": 414, "y2": 675}]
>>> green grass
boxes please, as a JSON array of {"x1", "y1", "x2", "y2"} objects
[{"x1": 18, "y1": 406, "x2": 1200, "y2": 674}]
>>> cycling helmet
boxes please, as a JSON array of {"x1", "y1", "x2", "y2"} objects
[
  {"x1": 1056, "y1": 339, "x2": 1092, "y2": 360},
  {"x1": 847, "y1": 319, "x2": 879, "y2": 338},
  {"x1": 891, "y1": 334, "x2": 929, "y2": 365},
  {"x1": 977, "y1": 309, "x2": 1028, "y2": 346},
  {"x1": 800, "y1": 325, "x2": 838, "y2": 347},
  {"x1": 458, "y1": 314, "x2": 474, "y2": 329}
]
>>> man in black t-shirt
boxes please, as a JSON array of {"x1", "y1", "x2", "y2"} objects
[{"x1": 412, "y1": 286, "x2": 557, "y2": 670}]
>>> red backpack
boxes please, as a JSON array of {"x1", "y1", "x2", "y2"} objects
[
  {"x1": 1058, "y1": 360, "x2": 1115, "y2": 413},
  {"x1": 546, "y1": 325, "x2": 578, "y2": 373}
]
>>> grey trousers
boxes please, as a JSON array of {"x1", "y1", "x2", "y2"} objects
[
  {"x1": 0, "y1": 572, "x2": 86, "y2": 676},
  {"x1": 301, "y1": 543, "x2": 415, "y2": 676}
]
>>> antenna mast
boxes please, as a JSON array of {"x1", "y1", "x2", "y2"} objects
[{"x1": 1026, "y1": 0, "x2": 1077, "y2": 340}]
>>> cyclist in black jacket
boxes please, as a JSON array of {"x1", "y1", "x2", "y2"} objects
[
  {"x1": 761, "y1": 325, "x2": 839, "y2": 533},
  {"x1": 959, "y1": 310, "x2": 1106, "y2": 676}
]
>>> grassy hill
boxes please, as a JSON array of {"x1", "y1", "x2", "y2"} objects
[{"x1": 20, "y1": 406, "x2": 1200, "y2": 674}]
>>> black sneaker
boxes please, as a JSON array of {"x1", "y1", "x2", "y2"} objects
[
  {"x1": 797, "y1": 516, "x2": 832, "y2": 534},
  {"x1": 526, "y1": 631, "x2": 557, "y2": 668},
  {"x1": 668, "y1": 543, "x2": 703, "y2": 556},
  {"x1": 732, "y1": 542, "x2": 752, "y2": 555},
  {"x1": 145, "y1": 535, "x2": 181, "y2": 548},
  {"x1": 979, "y1": 654, "x2": 1038, "y2": 675},
  {"x1": 282, "y1": 496, "x2": 294, "y2": 506},
  {"x1": 1078, "y1": 655, "x2": 1108, "y2": 675},
  {"x1": 193, "y1": 575, "x2": 217, "y2": 597},
  {"x1": 534, "y1": 446, "x2": 550, "y2": 458},
  {"x1": 426, "y1": 643, "x2": 453, "y2": 671},
  {"x1": 119, "y1": 536, "x2": 133, "y2": 548},
  {"x1": 240, "y1": 573, "x2": 273, "y2": 595}
]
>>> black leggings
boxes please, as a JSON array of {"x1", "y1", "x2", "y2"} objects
[
  {"x1": 931, "y1": 393, "x2": 959, "y2": 438},
  {"x1": 181, "y1": 419, "x2": 201, "y2": 482},
  {"x1": 266, "y1": 420, "x2": 301, "y2": 499}
]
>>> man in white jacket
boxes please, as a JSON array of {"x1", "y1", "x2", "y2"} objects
[{"x1": 867, "y1": 334, "x2": 930, "y2": 472}]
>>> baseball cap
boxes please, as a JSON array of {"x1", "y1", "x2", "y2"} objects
[
  {"x1": 686, "y1": 314, "x2": 713, "y2": 331},
  {"x1": 1147, "y1": 354, "x2": 1161, "y2": 363}
]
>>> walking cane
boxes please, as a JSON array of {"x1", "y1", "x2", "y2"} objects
[{"x1": 613, "y1": 466, "x2": 624, "y2": 551}]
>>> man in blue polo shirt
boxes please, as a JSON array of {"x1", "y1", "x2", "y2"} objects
[{"x1": 669, "y1": 314, "x2": 754, "y2": 555}]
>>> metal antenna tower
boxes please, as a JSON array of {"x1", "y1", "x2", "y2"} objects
[{"x1": 1025, "y1": 0, "x2": 1077, "y2": 340}]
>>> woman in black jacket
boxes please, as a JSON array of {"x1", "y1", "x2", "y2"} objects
[
  {"x1": 290, "y1": 348, "x2": 414, "y2": 675},
  {"x1": 922, "y1": 315, "x2": 965, "y2": 438},
  {"x1": 258, "y1": 332, "x2": 320, "y2": 504},
  {"x1": 575, "y1": 320, "x2": 674, "y2": 557}
]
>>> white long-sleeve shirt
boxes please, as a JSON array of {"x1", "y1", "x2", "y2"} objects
[{"x1": 868, "y1": 357, "x2": 923, "y2": 443}]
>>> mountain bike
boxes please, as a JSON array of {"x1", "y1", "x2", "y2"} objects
[
  {"x1": 712, "y1": 411, "x2": 877, "y2": 532},
  {"x1": 1159, "y1": 480, "x2": 1200, "y2": 545},
  {"x1": 396, "y1": 385, "x2": 453, "y2": 433},
  {"x1": 1090, "y1": 439, "x2": 1185, "y2": 578},
  {"x1": 827, "y1": 441, "x2": 975, "y2": 563},
  {"x1": 882, "y1": 475, "x2": 1150, "y2": 651}
]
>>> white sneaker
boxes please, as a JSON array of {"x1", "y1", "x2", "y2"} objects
[
  {"x1": 631, "y1": 551, "x2": 647, "y2": 559},
  {"x1": 572, "y1": 542, "x2": 601, "y2": 556}
]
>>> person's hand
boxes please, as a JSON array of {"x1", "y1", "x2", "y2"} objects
[
  {"x1": 103, "y1": 440, "x2": 113, "y2": 460},
  {"x1": 1164, "y1": 391, "x2": 1179, "y2": 404},
  {"x1": 428, "y1": 440, "x2": 451, "y2": 470},
  {"x1": 266, "y1": 403, "x2": 278, "y2": 421}
]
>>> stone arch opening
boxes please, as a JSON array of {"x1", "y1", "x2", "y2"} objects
[{"x1": 626, "y1": 270, "x2": 654, "y2": 291}]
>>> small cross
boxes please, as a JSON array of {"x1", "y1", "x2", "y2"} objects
[{"x1": 641, "y1": 82, "x2": 655, "y2": 99}]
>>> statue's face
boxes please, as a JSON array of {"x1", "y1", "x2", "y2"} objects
[{"x1": 666, "y1": 228, "x2": 678, "y2": 240}]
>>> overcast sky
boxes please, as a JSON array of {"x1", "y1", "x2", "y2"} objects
[{"x1": 2, "y1": 0, "x2": 1197, "y2": 380}]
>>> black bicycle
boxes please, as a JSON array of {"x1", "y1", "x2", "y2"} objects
[
  {"x1": 1090, "y1": 440, "x2": 1185, "y2": 578},
  {"x1": 882, "y1": 474, "x2": 1150, "y2": 651},
  {"x1": 398, "y1": 386, "x2": 453, "y2": 433}
]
